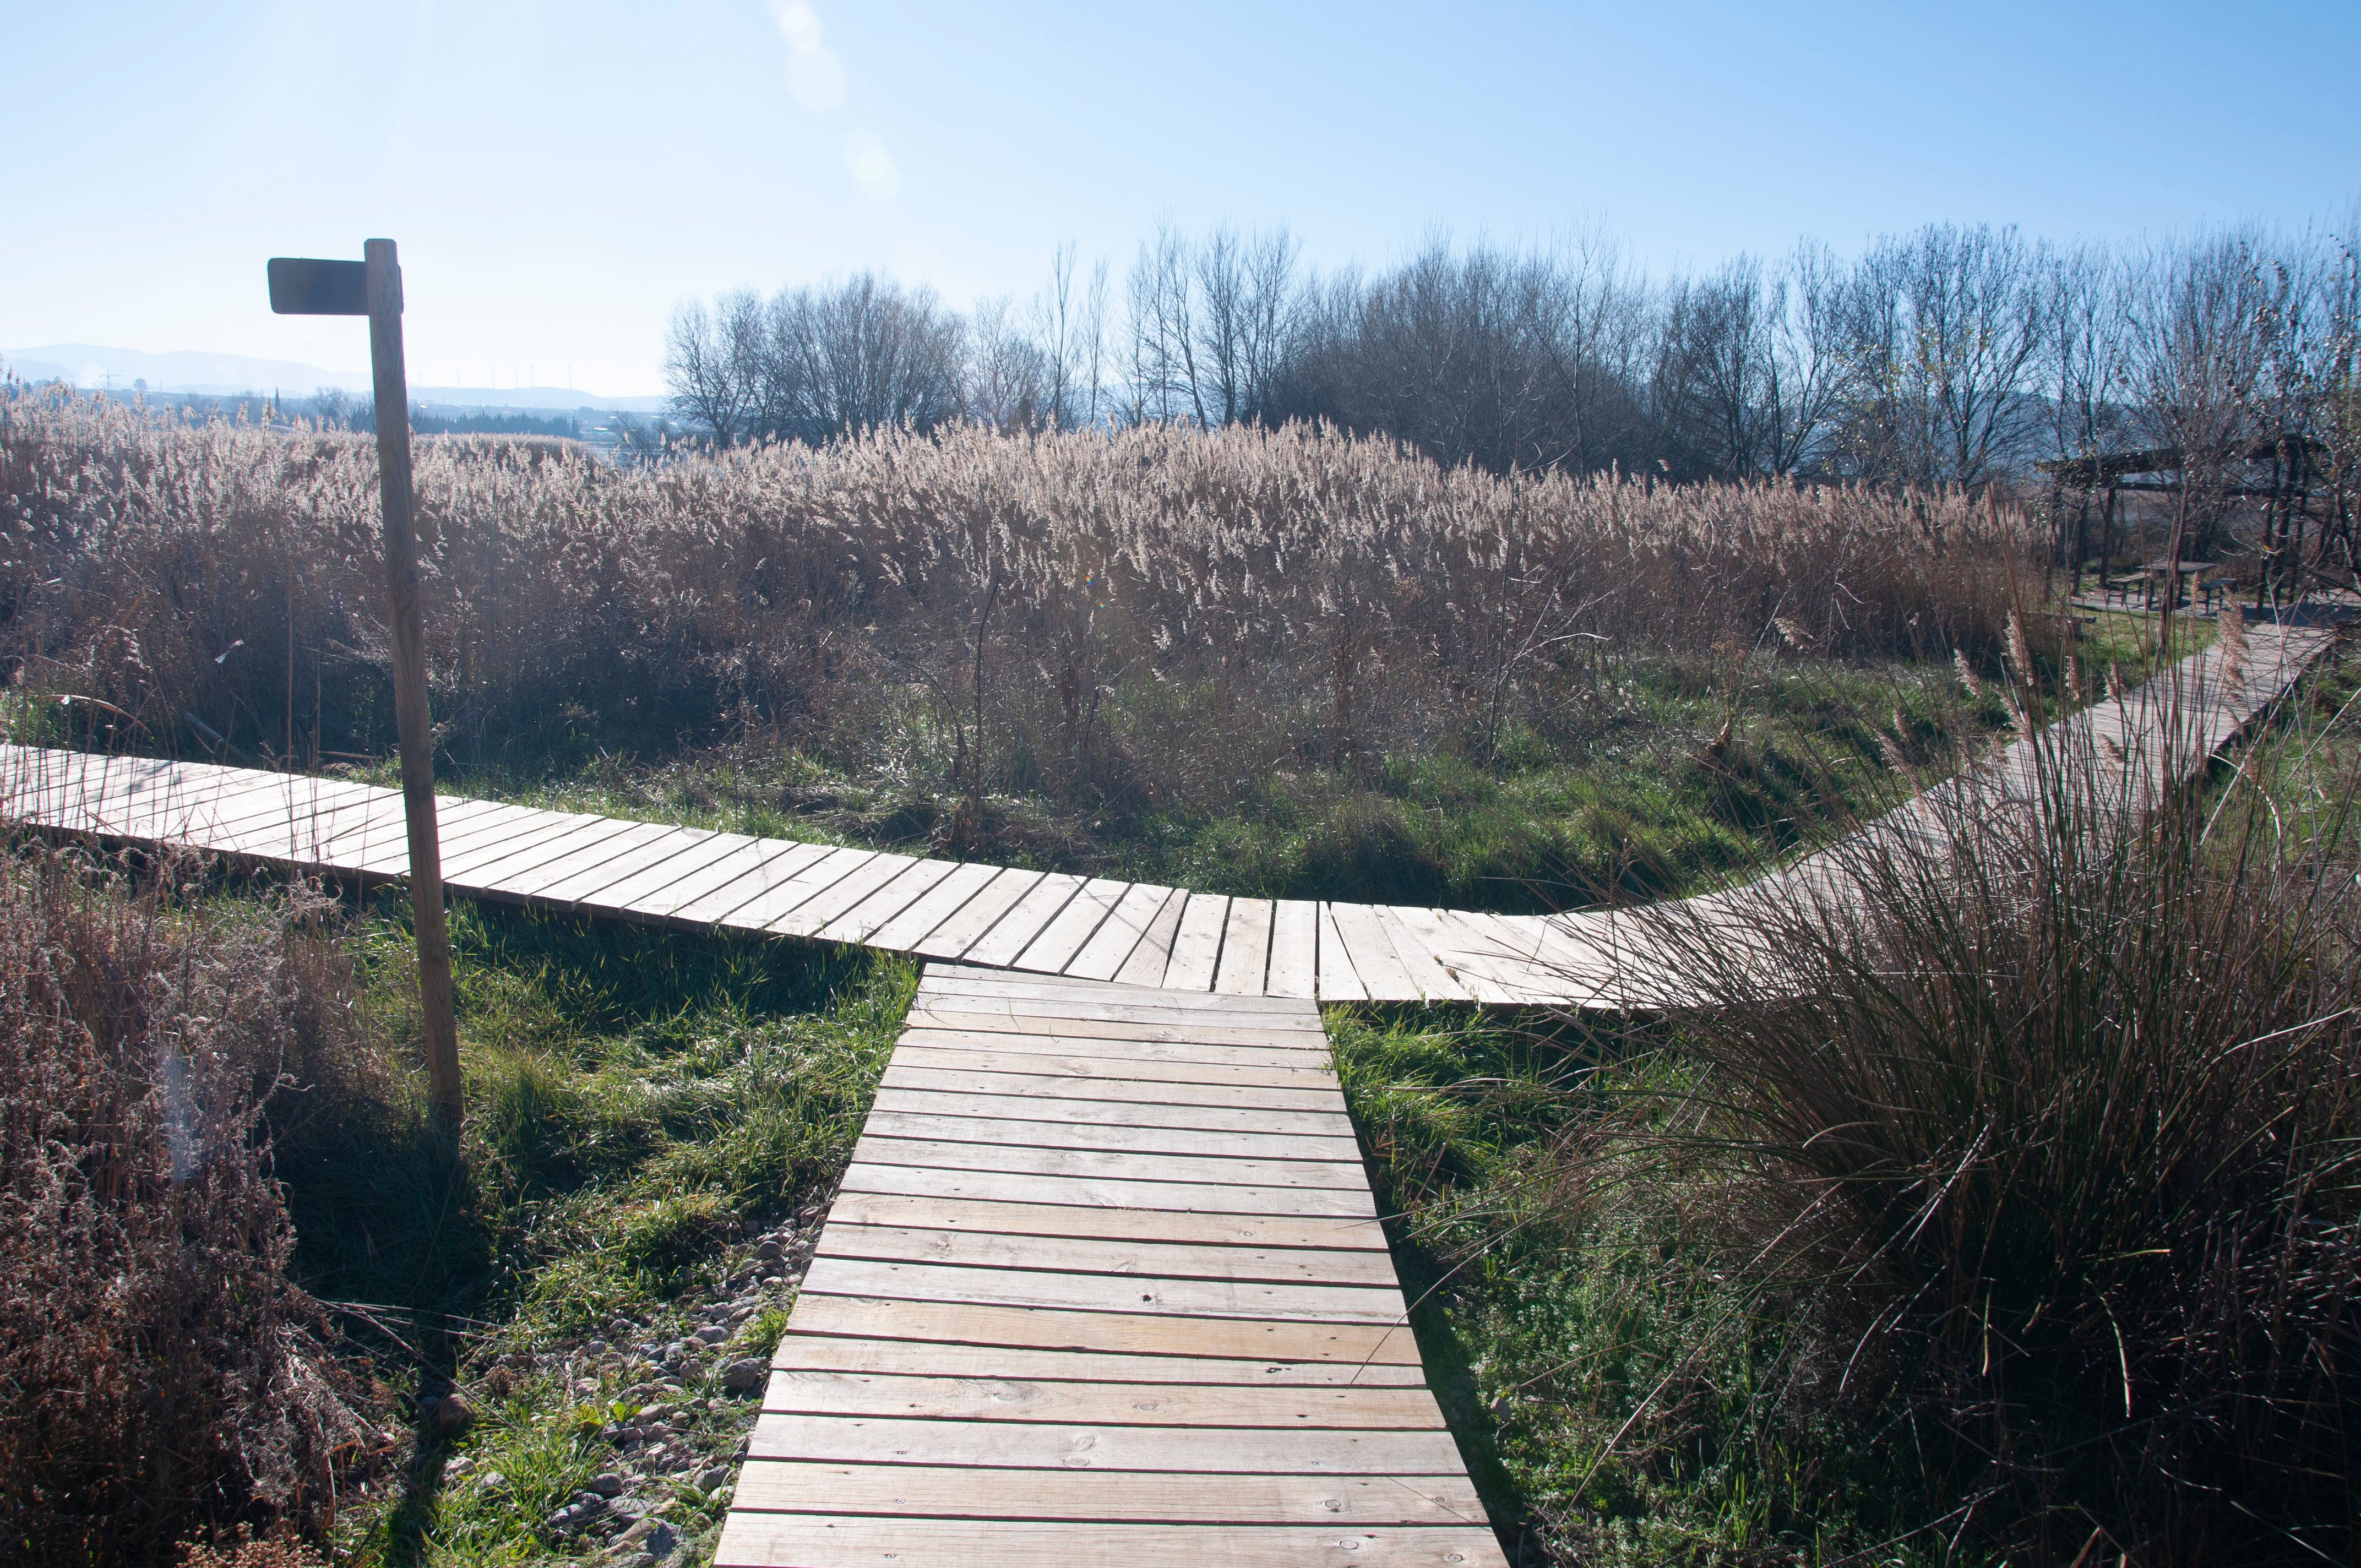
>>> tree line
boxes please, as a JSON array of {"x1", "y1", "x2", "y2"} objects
[{"x1": 667, "y1": 215, "x2": 2361, "y2": 578}]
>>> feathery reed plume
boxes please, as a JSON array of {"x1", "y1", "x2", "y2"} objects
[
  {"x1": 1954, "y1": 649, "x2": 1984, "y2": 702},
  {"x1": 2219, "y1": 601, "x2": 2250, "y2": 678}
]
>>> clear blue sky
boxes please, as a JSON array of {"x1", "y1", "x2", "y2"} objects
[{"x1": 7, "y1": 0, "x2": 2355, "y2": 396}]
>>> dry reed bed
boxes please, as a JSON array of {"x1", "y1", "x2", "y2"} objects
[{"x1": 1, "y1": 393, "x2": 2026, "y2": 811}]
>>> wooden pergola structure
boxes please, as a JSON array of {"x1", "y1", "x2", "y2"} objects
[{"x1": 2038, "y1": 435, "x2": 2343, "y2": 609}]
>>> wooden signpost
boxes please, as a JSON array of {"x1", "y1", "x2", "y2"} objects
[{"x1": 269, "y1": 241, "x2": 463, "y2": 1134}]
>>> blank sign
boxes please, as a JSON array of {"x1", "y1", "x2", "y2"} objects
[{"x1": 266, "y1": 257, "x2": 370, "y2": 316}]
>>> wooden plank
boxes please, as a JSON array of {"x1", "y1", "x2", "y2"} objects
[
  {"x1": 716, "y1": 1514, "x2": 1505, "y2": 1568},
  {"x1": 869, "y1": 1085, "x2": 1353, "y2": 1138},
  {"x1": 1316, "y1": 902, "x2": 1370, "y2": 1003},
  {"x1": 890, "y1": 1043, "x2": 1341, "y2": 1092},
  {"x1": 572, "y1": 827, "x2": 757, "y2": 916},
  {"x1": 837, "y1": 1161, "x2": 1376, "y2": 1219},
  {"x1": 819, "y1": 1192, "x2": 1388, "y2": 1251},
  {"x1": 764, "y1": 1337, "x2": 1424, "y2": 1386},
  {"x1": 1266, "y1": 900, "x2": 1320, "y2": 999},
  {"x1": 813, "y1": 1224, "x2": 1398, "y2": 1287},
  {"x1": 441, "y1": 812, "x2": 634, "y2": 886},
  {"x1": 859, "y1": 1108, "x2": 1361, "y2": 1162},
  {"x1": 1009, "y1": 876, "x2": 1129, "y2": 976},
  {"x1": 494, "y1": 819, "x2": 682, "y2": 900},
  {"x1": 1212, "y1": 896, "x2": 1275, "y2": 995},
  {"x1": 897, "y1": 1030, "x2": 1337, "y2": 1075},
  {"x1": 728, "y1": 1460, "x2": 1478, "y2": 1523},
  {"x1": 909, "y1": 867, "x2": 1043, "y2": 960},
  {"x1": 711, "y1": 845, "x2": 878, "y2": 933},
  {"x1": 878, "y1": 1076, "x2": 1350, "y2": 1129},
  {"x1": 882, "y1": 1063, "x2": 1347, "y2": 1114},
  {"x1": 958, "y1": 874, "x2": 1090, "y2": 969},
  {"x1": 744, "y1": 1412, "x2": 1464, "y2": 1474},
  {"x1": 759, "y1": 1369, "x2": 1441, "y2": 1428},
  {"x1": 524, "y1": 823, "x2": 712, "y2": 906},
  {"x1": 1387, "y1": 907, "x2": 1502, "y2": 1004},
  {"x1": 771, "y1": 852, "x2": 931, "y2": 939},
  {"x1": 918, "y1": 973, "x2": 1316, "y2": 1020},
  {"x1": 340, "y1": 797, "x2": 518, "y2": 878},
  {"x1": 848, "y1": 1137, "x2": 1370, "y2": 1193},
  {"x1": 797, "y1": 1257, "x2": 1405, "y2": 1324},
  {"x1": 665, "y1": 839, "x2": 836, "y2": 926},
  {"x1": 1325, "y1": 902, "x2": 1421, "y2": 1001},
  {"x1": 1063, "y1": 883, "x2": 1179, "y2": 981},
  {"x1": 859, "y1": 859, "x2": 1004, "y2": 952},
  {"x1": 1370, "y1": 908, "x2": 1472, "y2": 1003},
  {"x1": 1160, "y1": 892, "x2": 1231, "y2": 991},
  {"x1": 779, "y1": 1293, "x2": 1422, "y2": 1364},
  {"x1": 904, "y1": 1012, "x2": 1326, "y2": 1054},
  {"x1": 1112, "y1": 883, "x2": 1190, "y2": 986},
  {"x1": 907, "y1": 996, "x2": 1325, "y2": 1035},
  {"x1": 815, "y1": 856, "x2": 958, "y2": 945}
]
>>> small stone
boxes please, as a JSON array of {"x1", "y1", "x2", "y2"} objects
[
  {"x1": 588, "y1": 1472, "x2": 625, "y2": 1498},
  {"x1": 695, "y1": 1325, "x2": 730, "y2": 1345},
  {"x1": 587, "y1": 1338, "x2": 609, "y2": 1354},
  {"x1": 610, "y1": 1317, "x2": 636, "y2": 1338},
  {"x1": 722, "y1": 1358, "x2": 767, "y2": 1392},
  {"x1": 697, "y1": 1465, "x2": 731, "y2": 1490},
  {"x1": 755, "y1": 1239, "x2": 782, "y2": 1261},
  {"x1": 429, "y1": 1390, "x2": 477, "y2": 1439},
  {"x1": 760, "y1": 1275, "x2": 786, "y2": 1288},
  {"x1": 643, "y1": 1521, "x2": 683, "y2": 1560}
]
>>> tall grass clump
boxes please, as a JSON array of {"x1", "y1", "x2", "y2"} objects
[
  {"x1": 1585, "y1": 641, "x2": 2361, "y2": 1561},
  {"x1": 0, "y1": 844, "x2": 374, "y2": 1565},
  {"x1": 0, "y1": 389, "x2": 2026, "y2": 821}
]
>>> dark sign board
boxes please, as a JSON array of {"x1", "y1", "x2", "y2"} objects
[{"x1": 266, "y1": 257, "x2": 376, "y2": 317}]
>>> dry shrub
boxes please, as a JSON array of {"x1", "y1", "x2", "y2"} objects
[
  {"x1": 1, "y1": 391, "x2": 2025, "y2": 815},
  {"x1": 1618, "y1": 660, "x2": 2361, "y2": 1562},
  {"x1": 0, "y1": 844, "x2": 371, "y2": 1566}
]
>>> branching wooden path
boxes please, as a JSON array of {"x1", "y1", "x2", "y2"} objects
[
  {"x1": 0, "y1": 625, "x2": 2331, "y2": 1010},
  {"x1": 0, "y1": 625, "x2": 2333, "y2": 1565},
  {"x1": 717, "y1": 961, "x2": 1501, "y2": 1566}
]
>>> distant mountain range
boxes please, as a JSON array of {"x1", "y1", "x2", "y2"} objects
[{"x1": 3, "y1": 344, "x2": 670, "y2": 412}]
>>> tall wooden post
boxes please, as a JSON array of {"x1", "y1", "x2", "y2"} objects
[
  {"x1": 362, "y1": 239, "x2": 464, "y2": 1135},
  {"x1": 267, "y1": 242, "x2": 463, "y2": 1135}
]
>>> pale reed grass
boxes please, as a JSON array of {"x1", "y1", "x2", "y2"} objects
[{"x1": 2, "y1": 390, "x2": 2029, "y2": 813}]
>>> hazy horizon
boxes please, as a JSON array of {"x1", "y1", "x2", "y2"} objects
[{"x1": 8, "y1": 0, "x2": 2357, "y2": 399}]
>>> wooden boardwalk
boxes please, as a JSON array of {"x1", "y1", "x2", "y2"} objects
[
  {"x1": 0, "y1": 624, "x2": 2330, "y2": 1009},
  {"x1": 716, "y1": 962, "x2": 1503, "y2": 1566},
  {"x1": 0, "y1": 625, "x2": 2332, "y2": 1564}
]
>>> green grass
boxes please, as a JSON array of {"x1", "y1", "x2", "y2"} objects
[
  {"x1": 383, "y1": 651, "x2": 2023, "y2": 915},
  {"x1": 1325, "y1": 1006, "x2": 1927, "y2": 1565},
  {"x1": 270, "y1": 890, "x2": 911, "y2": 1565}
]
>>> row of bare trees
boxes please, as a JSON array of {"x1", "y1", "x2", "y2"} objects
[{"x1": 665, "y1": 215, "x2": 2361, "y2": 579}]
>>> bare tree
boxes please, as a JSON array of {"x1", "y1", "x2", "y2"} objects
[
  {"x1": 967, "y1": 294, "x2": 1051, "y2": 431},
  {"x1": 764, "y1": 273, "x2": 967, "y2": 442},
  {"x1": 1831, "y1": 225, "x2": 2048, "y2": 489},
  {"x1": 663, "y1": 289, "x2": 765, "y2": 445},
  {"x1": 1125, "y1": 228, "x2": 1207, "y2": 426}
]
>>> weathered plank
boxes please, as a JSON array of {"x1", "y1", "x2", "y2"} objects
[
  {"x1": 1064, "y1": 883, "x2": 1180, "y2": 981},
  {"x1": 813, "y1": 1223, "x2": 1399, "y2": 1286},
  {"x1": 763, "y1": 1337, "x2": 1426, "y2": 1386},
  {"x1": 715, "y1": 1515, "x2": 1503, "y2": 1568},
  {"x1": 779, "y1": 1293, "x2": 1423, "y2": 1363},
  {"x1": 759, "y1": 1369, "x2": 1443, "y2": 1427},
  {"x1": 1010, "y1": 875, "x2": 1130, "y2": 974},
  {"x1": 1160, "y1": 892, "x2": 1232, "y2": 991},
  {"x1": 727, "y1": 1459, "x2": 1481, "y2": 1521},
  {"x1": 818, "y1": 1191, "x2": 1388, "y2": 1250}
]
